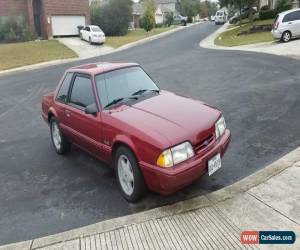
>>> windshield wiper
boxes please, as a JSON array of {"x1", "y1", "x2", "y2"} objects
[
  {"x1": 131, "y1": 89, "x2": 159, "y2": 96},
  {"x1": 104, "y1": 96, "x2": 138, "y2": 109}
]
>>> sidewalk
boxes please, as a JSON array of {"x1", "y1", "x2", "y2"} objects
[
  {"x1": 1, "y1": 147, "x2": 299, "y2": 250},
  {"x1": 200, "y1": 23, "x2": 300, "y2": 60}
]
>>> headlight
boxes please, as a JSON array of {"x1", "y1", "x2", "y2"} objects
[
  {"x1": 156, "y1": 142, "x2": 194, "y2": 168},
  {"x1": 215, "y1": 116, "x2": 226, "y2": 139}
]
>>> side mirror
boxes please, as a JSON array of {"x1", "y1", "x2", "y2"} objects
[{"x1": 85, "y1": 103, "x2": 98, "y2": 116}]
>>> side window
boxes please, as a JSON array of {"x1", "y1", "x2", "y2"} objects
[
  {"x1": 283, "y1": 13, "x2": 292, "y2": 22},
  {"x1": 56, "y1": 72, "x2": 73, "y2": 103},
  {"x1": 86, "y1": 27, "x2": 90, "y2": 32},
  {"x1": 69, "y1": 75, "x2": 95, "y2": 109},
  {"x1": 294, "y1": 11, "x2": 300, "y2": 21}
]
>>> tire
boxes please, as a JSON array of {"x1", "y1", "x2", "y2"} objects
[
  {"x1": 89, "y1": 37, "x2": 92, "y2": 45},
  {"x1": 80, "y1": 34, "x2": 83, "y2": 40},
  {"x1": 50, "y1": 117, "x2": 71, "y2": 155},
  {"x1": 281, "y1": 31, "x2": 291, "y2": 42},
  {"x1": 115, "y1": 146, "x2": 146, "y2": 202}
]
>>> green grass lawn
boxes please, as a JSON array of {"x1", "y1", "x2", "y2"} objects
[
  {"x1": 0, "y1": 40, "x2": 77, "y2": 71},
  {"x1": 215, "y1": 19, "x2": 274, "y2": 47},
  {"x1": 106, "y1": 27, "x2": 176, "y2": 48}
]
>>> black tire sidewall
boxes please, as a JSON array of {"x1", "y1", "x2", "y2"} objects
[
  {"x1": 115, "y1": 146, "x2": 146, "y2": 202},
  {"x1": 50, "y1": 117, "x2": 70, "y2": 154}
]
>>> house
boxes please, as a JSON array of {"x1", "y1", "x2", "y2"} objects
[
  {"x1": 0, "y1": 0, "x2": 90, "y2": 38},
  {"x1": 132, "y1": 0, "x2": 180, "y2": 28},
  {"x1": 259, "y1": 0, "x2": 299, "y2": 9}
]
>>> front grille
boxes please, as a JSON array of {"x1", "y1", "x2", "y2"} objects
[{"x1": 194, "y1": 134, "x2": 214, "y2": 152}]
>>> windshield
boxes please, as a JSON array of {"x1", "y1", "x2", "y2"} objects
[
  {"x1": 96, "y1": 66, "x2": 159, "y2": 108},
  {"x1": 91, "y1": 26, "x2": 102, "y2": 32},
  {"x1": 216, "y1": 12, "x2": 223, "y2": 16}
]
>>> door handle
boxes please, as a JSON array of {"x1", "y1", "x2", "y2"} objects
[{"x1": 65, "y1": 110, "x2": 71, "y2": 117}]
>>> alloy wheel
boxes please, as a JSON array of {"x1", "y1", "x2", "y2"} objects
[
  {"x1": 117, "y1": 155, "x2": 134, "y2": 196},
  {"x1": 51, "y1": 122, "x2": 61, "y2": 151}
]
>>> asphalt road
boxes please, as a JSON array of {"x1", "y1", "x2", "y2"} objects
[{"x1": 1, "y1": 23, "x2": 300, "y2": 245}]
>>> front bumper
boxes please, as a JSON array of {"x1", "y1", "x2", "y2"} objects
[
  {"x1": 140, "y1": 129, "x2": 231, "y2": 195},
  {"x1": 271, "y1": 29, "x2": 282, "y2": 39}
]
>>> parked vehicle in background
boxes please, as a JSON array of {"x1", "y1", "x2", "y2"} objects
[
  {"x1": 272, "y1": 8, "x2": 300, "y2": 42},
  {"x1": 80, "y1": 25, "x2": 105, "y2": 45},
  {"x1": 210, "y1": 15, "x2": 215, "y2": 21},
  {"x1": 229, "y1": 13, "x2": 240, "y2": 24},
  {"x1": 215, "y1": 10, "x2": 227, "y2": 25},
  {"x1": 173, "y1": 14, "x2": 188, "y2": 26},
  {"x1": 41, "y1": 62, "x2": 231, "y2": 202}
]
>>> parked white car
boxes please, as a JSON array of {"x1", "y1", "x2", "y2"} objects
[
  {"x1": 271, "y1": 8, "x2": 300, "y2": 42},
  {"x1": 215, "y1": 10, "x2": 227, "y2": 25},
  {"x1": 80, "y1": 25, "x2": 105, "y2": 45}
]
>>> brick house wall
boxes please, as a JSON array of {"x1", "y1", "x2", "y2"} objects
[
  {"x1": 0, "y1": 0, "x2": 28, "y2": 21},
  {"x1": 0, "y1": 0, "x2": 90, "y2": 38},
  {"x1": 42, "y1": 0, "x2": 90, "y2": 38}
]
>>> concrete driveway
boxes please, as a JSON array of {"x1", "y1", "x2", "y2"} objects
[{"x1": 58, "y1": 37, "x2": 114, "y2": 59}]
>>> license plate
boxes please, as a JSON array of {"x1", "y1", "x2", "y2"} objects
[{"x1": 208, "y1": 153, "x2": 221, "y2": 176}]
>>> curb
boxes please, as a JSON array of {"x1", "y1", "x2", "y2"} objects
[
  {"x1": 0, "y1": 23, "x2": 202, "y2": 77},
  {"x1": 200, "y1": 22, "x2": 300, "y2": 60},
  {"x1": 2, "y1": 146, "x2": 300, "y2": 250}
]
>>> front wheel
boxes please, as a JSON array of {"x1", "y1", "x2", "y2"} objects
[
  {"x1": 50, "y1": 117, "x2": 70, "y2": 154},
  {"x1": 115, "y1": 146, "x2": 146, "y2": 202},
  {"x1": 281, "y1": 31, "x2": 291, "y2": 42}
]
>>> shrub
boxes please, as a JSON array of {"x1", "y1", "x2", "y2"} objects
[
  {"x1": 275, "y1": 0, "x2": 292, "y2": 13},
  {"x1": 259, "y1": 9, "x2": 276, "y2": 20},
  {"x1": 187, "y1": 16, "x2": 193, "y2": 23},
  {"x1": 0, "y1": 16, "x2": 36, "y2": 42},
  {"x1": 165, "y1": 13, "x2": 174, "y2": 27},
  {"x1": 91, "y1": 0, "x2": 132, "y2": 36},
  {"x1": 142, "y1": 3, "x2": 155, "y2": 32},
  {"x1": 260, "y1": 5, "x2": 270, "y2": 11}
]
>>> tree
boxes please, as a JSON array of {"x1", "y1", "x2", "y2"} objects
[
  {"x1": 142, "y1": 0, "x2": 155, "y2": 32},
  {"x1": 181, "y1": 0, "x2": 199, "y2": 22},
  {"x1": 91, "y1": 0, "x2": 132, "y2": 36}
]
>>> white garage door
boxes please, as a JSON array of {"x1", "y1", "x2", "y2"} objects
[{"x1": 51, "y1": 15, "x2": 85, "y2": 36}]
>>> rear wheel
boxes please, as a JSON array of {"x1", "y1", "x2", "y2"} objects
[
  {"x1": 89, "y1": 37, "x2": 92, "y2": 45},
  {"x1": 50, "y1": 117, "x2": 70, "y2": 154},
  {"x1": 115, "y1": 146, "x2": 146, "y2": 202},
  {"x1": 281, "y1": 31, "x2": 291, "y2": 42}
]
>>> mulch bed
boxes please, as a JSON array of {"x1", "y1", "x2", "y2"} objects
[{"x1": 237, "y1": 24, "x2": 273, "y2": 36}]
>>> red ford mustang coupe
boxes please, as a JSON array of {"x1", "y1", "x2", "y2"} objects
[{"x1": 42, "y1": 62, "x2": 231, "y2": 202}]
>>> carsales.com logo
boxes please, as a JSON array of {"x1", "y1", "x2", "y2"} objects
[{"x1": 241, "y1": 231, "x2": 296, "y2": 245}]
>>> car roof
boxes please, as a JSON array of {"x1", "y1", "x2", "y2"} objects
[
  {"x1": 280, "y1": 8, "x2": 300, "y2": 16},
  {"x1": 69, "y1": 62, "x2": 139, "y2": 75}
]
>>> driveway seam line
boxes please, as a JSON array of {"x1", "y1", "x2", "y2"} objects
[{"x1": 247, "y1": 192, "x2": 300, "y2": 226}]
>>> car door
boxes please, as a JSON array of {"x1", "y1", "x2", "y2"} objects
[
  {"x1": 64, "y1": 73, "x2": 103, "y2": 157},
  {"x1": 283, "y1": 11, "x2": 300, "y2": 37},
  {"x1": 85, "y1": 26, "x2": 91, "y2": 41},
  {"x1": 292, "y1": 10, "x2": 300, "y2": 36},
  {"x1": 82, "y1": 27, "x2": 88, "y2": 41},
  {"x1": 54, "y1": 72, "x2": 74, "y2": 136}
]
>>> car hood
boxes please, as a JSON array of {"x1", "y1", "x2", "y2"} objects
[{"x1": 110, "y1": 91, "x2": 221, "y2": 148}]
